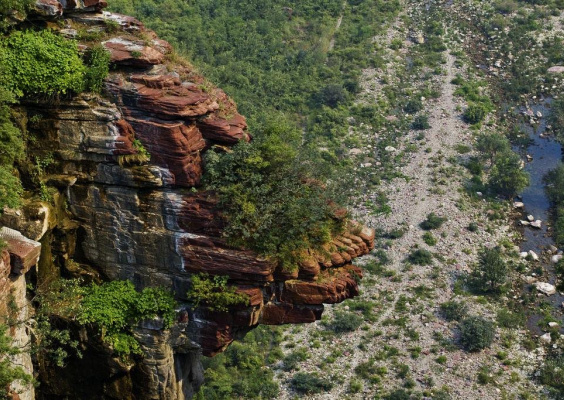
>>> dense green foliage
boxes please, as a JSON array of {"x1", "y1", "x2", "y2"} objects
[
  {"x1": 195, "y1": 326, "x2": 282, "y2": 399},
  {"x1": 78, "y1": 281, "x2": 176, "y2": 355},
  {"x1": 203, "y1": 118, "x2": 344, "y2": 270},
  {"x1": 545, "y1": 165, "x2": 564, "y2": 248},
  {"x1": 419, "y1": 213, "x2": 447, "y2": 230},
  {"x1": 291, "y1": 372, "x2": 333, "y2": 394},
  {"x1": 459, "y1": 316, "x2": 495, "y2": 352},
  {"x1": 550, "y1": 98, "x2": 564, "y2": 142},
  {"x1": 35, "y1": 279, "x2": 176, "y2": 357},
  {"x1": 439, "y1": 301, "x2": 468, "y2": 322},
  {"x1": 0, "y1": 0, "x2": 33, "y2": 30},
  {"x1": 0, "y1": 30, "x2": 85, "y2": 97},
  {"x1": 408, "y1": 249, "x2": 434, "y2": 266},
  {"x1": 329, "y1": 311, "x2": 364, "y2": 333},
  {"x1": 0, "y1": 87, "x2": 22, "y2": 209},
  {"x1": 0, "y1": 324, "x2": 32, "y2": 399},
  {"x1": 186, "y1": 273, "x2": 249, "y2": 312},
  {"x1": 83, "y1": 45, "x2": 111, "y2": 93},
  {"x1": 539, "y1": 355, "x2": 564, "y2": 395},
  {"x1": 471, "y1": 247, "x2": 508, "y2": 293}
]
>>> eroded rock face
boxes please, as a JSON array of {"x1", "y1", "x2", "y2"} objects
[
  {"x1": 7, "y1": 2, "x2": 376, "y2": 399},
  {"x1": 0, "y1": 229, "x2": 40, "y2": 400}
]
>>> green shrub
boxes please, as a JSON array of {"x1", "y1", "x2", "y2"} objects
[
  {"x1": 471, "y1": 247, "x2": 507, "y2": 293},
  {"x1": 404, "y1": 98, "x2": 423, "y2": 114},
  {"x1": 420, "y1": 213, "x2": 447, "y2": 230},
  {"x1": 203, "y1": 117, "x2": 344, "y2": 270},
  {"x1": 0, "y1": 0, "x2": 33, "y2": 30},
  {"x1": 539, "y1": 355, "x2": 564, "y2": 392},
  {"x1": 467, "y1": 222, "x2": 479, "y2": 232},
  {"x1": 282, "y1": 348, "x2": 308, "y2": 371},
  {"x1": 487, "y1": 151, "x2": 529, "y2": 197},
  {"x1": 330, "y1": 311, "x2": 363, "y2": 333},
  {"x1": 412, "y1": 114, "x2": 430, "y2": 130},
  {"x1": 0, "y1": 30, "x2": 85, "y2": 97},
  {"x1": 459, "y1": 316, "x2": 495, "y2": 351},
  {"x1": 440, "y1": 301, "x2": 468, "y2": 322},
  {"x1": 187, "y1": 273, "x2": 249, "y2": 312},
  {"x1": 408, "y1": 249, "x2": 433, "y2": 265},
  {"x1": 0, "y1": 324, "x2": 32, "y2": 398},
  {"x1": 291, "y1": 372, "x2": 333, "y2": 394},
  {"x1": 423, "y1": 232, "x2": 437, "y2": 246},
  {"x1": 349, "y1": 378, "x2": 363, "y2": 393},
  {"x1": 496, "y1": 308, "x2": 524, "y2": 328},
  {"x1": 463, "y1": 103, "x2": 487, "y2": 124},
  {"x1": 0, "y1": 166, "x2": 22, "y2": 209},
  {"x1": 78, "y1": 281, "x2": 176, "y2": 355},
  {"x1": 83, "y1": 44, "x2": 111, "y2": 93}
]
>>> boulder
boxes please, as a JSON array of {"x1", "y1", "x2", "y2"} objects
[
  {"x1": 552, "y1": 255, "x2": 563, "y2": 264},
  {"x1": 540, "y1": 332, "x2": 552, "y2": 343},
  {"x1": 548, "y1": 66, "x2": 564, "y2": 74},
  {"x1": 531, "y1": 220, "x2": 542, "y2": 229},
  {"x1": 535, "y1": 282, "x2": 556, "y2": 296},
  {"x1": 513, "y1": 202, "x2": 524, "y2": 209},
  {"x1": 528, "y1": 250, "x2": 539, "y2": 261}
]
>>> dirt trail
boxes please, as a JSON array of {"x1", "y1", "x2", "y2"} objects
[{"x1": 328, "y1": 1, "x2": 346, "y2": 51}]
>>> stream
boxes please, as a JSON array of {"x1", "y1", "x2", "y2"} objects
[{"x1": 513, "y1": 99, "x2": 564, "y2": 334}]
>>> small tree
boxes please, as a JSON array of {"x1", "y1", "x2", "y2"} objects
[
  {"x1": 471, "y1": 247, "x2": 507, "y2": 293},
  {"x1": 463, "y1": 103, "x2": 487, "y2": 124},
  {"x1": 459, "y1": 316, "x2": 495, "y2": 351},
  {"x1": 475, "y1": 133, "x2": 510, "y2": 166},
  {"x1": 488, "y1": 151, "x2": 529, "y2": 197}
]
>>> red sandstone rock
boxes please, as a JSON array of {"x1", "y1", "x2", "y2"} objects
[
  {"x1": 281, "y1": 266, "x2": 362, "y2": 305},
  {"x1": 0, "y1": 228, "x2": 41, "y2": 275},
  {"x1": 197, "y1": 114, "x2": 248, "y2": 144},
  {"x1": 34, "y1": 0, "x2": 63, "y2": 17},
  {"x1": 103, "y1": 37, "x2": 167, "y2": 67},
  {"x1": 260, "y1": 302, "x2": 323, "y2": 325},
  {"x1": 128, "y1": 118, "x2": 205, "y2": 186}
]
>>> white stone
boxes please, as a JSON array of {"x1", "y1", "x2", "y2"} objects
[
  {"x1": 520, "y1": 251, "x2": 529, "y2": 258},
  {"x1": 536, "y1": 111, "x2": 543, "y2": 118},
  {"x1": 548, "y1": 66, "x2": 564, "y2": 74},
  {"x1": 552, "y1": 255, "x2": 563, "y2": 264},
  {"x1": 548, "y1": 322, "x2": 559, "y2": 328},
  {"x1": 540, "y1": 333, "x2": 552, "y2": 343},
  {"x1": 535, "y1": 282, "x2": 557, "y2": 296},
  {"x1": 529, "y1": 250, "x2": 539, "y2": 261},
  {"x1": 527, "y1": 215, "x2": 535, "y2": 222},
  {"x1": 531, "y1": 220, "x2": 542, "y2": 229},
  {"x1": 384, "y1": 146, "x2": 397, "y2": 152},
  {"x1": 520, "y1": 221, "x2": 530, "y2": 226},
  {"x1": 513, "y1": 202, "x2": 525, "y2": 209}
]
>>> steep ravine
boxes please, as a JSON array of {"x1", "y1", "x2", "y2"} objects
[{"x1": 0, "y1": 1, "x2": 375, "y2": 399}]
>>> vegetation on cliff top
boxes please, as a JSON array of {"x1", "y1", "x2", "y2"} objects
[{"x1": 35, "y1": 279, "x2": 176, "y2": 359}]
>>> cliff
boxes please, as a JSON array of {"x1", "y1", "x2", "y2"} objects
[{"x1": 0, "y1": 1, "x2": 375, "y2": 399}]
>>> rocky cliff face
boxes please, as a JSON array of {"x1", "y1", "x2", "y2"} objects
[{"x1": 0, "y1": 1, "x2": 375, "y2": 399}]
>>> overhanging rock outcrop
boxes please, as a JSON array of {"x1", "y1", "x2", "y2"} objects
[{"x1": 9, "y1": 1, "x2": 376, "y2": 398}]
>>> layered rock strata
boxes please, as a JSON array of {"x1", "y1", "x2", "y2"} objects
[{"x1": 0, "y1": 1, "x2": 376, "y2": 399}]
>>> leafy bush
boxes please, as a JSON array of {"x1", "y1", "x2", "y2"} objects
[
  {"x1": 420, "y1": 213, "x2": 447, "y2": 230},
  {"x1": 83, "y1": 44, "x2": 111, "y2": 93},
  {"x1": 203, "y1": 117, "x2": 345, "y2": 270},
  {"x1": 78, "y1": 281, "x2": 176, "y2": 355},
  {"x1": 412, "y1": 114, "x2": 430, "y2": 130},
  {"x1": 475, "y1": 133, "x2": 510, "y2": 165},
  {"x1": 0, "y1": 87, "x2": 23, "y2": 210},
  {"x1": 408, "y1": 249, "x2": 433, "y2": 265},
  {"x1": 459, "y1": 316, "x2": 495, "y2": 351},
  {"x1": 186, "y1": 273, "x2": 249, "y2": 312},
  {"x1": 196, "y1": 326, "x2": 281, "y2": 399},
  {"x1": 291, "y1": 372, "x2": 333, "y2": 394},
  {"x1": 487, "y1": 151, "x2": 529, "y2": 197},
  {"x1": 0, "y1": 0, "x2": 33, "y2": 30},
  {"x1": 545, "y1": 165, "x2": 564, "y2": 248},
  {"x1": 471, "y1": 247, "x2": 507, "y2": 293},
  {"x1": 0, "y1": 324, "x2": 32, "y2": 398},
  {"x1": 423, "y1": 232, "x2": 437, "y2": 246},
  {"x1": 404, "y1": 98, "x2": 423, "y2": 114},
  {"x1": 282, "y1": 348, "x2": 308, "y2": 371},
  {"x1": 0, "y1": 30, "x2": 85, "y2": 97},
  {"x1": 330, "y1": 311, "x2": 363, "y2": 333},
  {"x1": 463, "y1": 103, "x2": 487, "y2": 124},
  {"x1": 496, "y1": 308, "x2": 524, "y2": 328},
  {"x1": 440, "y1": 301, "x2": 468, "y2": 322},
  {"x1": 539, "y1": 355, "x2": 564, "y2": 393}
]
